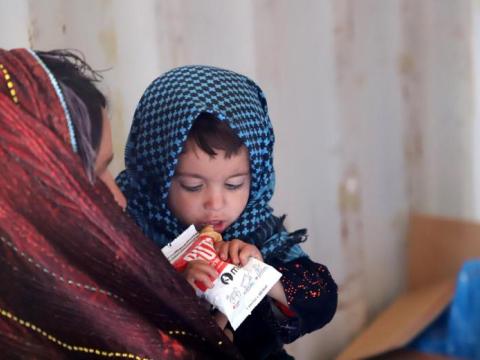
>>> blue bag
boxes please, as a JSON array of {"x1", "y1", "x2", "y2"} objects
[{"x1": 409, "y1": 259, "x2": 480, "y2": 359}]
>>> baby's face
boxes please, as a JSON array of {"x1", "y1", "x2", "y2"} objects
[{"x1": 168, "y1": 140, "x2": 250, "y2": 233}]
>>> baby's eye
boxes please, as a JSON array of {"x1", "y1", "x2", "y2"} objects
[
  {"x1": 225, "y1": 182, "x2": 244, "y2": 191},
  {"x1": 180, "y1": 183, "x2": 203, "y2": 192}
]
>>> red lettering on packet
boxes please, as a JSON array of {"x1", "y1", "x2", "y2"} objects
[{"x1": 172, "y1": 234, "x2": 229, "y2": 292}]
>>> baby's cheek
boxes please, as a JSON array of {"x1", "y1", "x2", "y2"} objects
[
  {"x1": 239, "y1": 193, "x2": 249, "y2": 212},
  {"x1": 184, "y1": 201, "x2": 202, "y2": 222}
]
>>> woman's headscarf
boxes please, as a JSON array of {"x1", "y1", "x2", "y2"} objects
[
  {"x1": 117, "y1": 65, "x2": 307, "y2": 262},
  {"x1": 0, "y1": 49, "x2": 240, "y2": 359}
]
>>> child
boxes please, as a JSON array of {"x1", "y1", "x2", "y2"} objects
[{"x1": 117, "y1": 65, "x2": 338, "y2": 359}]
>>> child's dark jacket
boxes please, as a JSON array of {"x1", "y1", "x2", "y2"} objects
[{"x1": 234, "y1": 247, "x2": 337, "y2": 359}]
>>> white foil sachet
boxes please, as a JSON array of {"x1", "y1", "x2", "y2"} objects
[{"x1": 162, "y1": 225, "x2": 282, "y2": 330}]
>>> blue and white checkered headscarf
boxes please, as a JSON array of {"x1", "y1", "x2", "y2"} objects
[{"x1": 117, "y1": 65, "x2": 306, "y2": 262}]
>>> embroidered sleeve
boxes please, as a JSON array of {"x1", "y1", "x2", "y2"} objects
[{"x1": 269, "y1": 256, "x2": 338, "y2": 344}]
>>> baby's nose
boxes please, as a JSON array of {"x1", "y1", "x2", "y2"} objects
[{"x1": 205, "y1": 190, "x2": 224, "y2": 210}]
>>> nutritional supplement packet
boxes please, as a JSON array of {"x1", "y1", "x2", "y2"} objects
[{"x1": 162, "y1": 225, "x2": 282, "y2": 330}]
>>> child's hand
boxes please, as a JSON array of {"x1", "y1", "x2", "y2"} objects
[
  {"x1": 214, "y1": 239, "x2": 262, "y2": 266},
  {"x1": 183, "y1": 260, "x2": 218, "y2": 289}
]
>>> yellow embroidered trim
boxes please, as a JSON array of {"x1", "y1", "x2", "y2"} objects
[
  {"x1": 0, "y1": 235, "x2": 124, "y2": 303},
  {"x1": 0, "y1": 63, "x2": 18, "y2": 104},
  {"x1": 1, "y1": 236, "x2": 218, "y2": 349},
  {"x1": 0, "y1": 307, "x2": 150, "y2": 359}
]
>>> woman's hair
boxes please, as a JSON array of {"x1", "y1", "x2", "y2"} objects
[
  {"x1": 187, "y1": 113, "x2": 244, "y2": 157},
  {"x1": 36, "y1": 49, "x2": 107, "y2": 178}
]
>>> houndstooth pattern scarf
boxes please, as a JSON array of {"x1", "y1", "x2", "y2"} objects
[{"x1": 117, "y1": 65, "x2": 306, "y2": 262}]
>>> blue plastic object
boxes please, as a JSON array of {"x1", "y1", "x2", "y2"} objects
[{"x1": 409, "y1": 259, "x2": 480, "y2": 359}]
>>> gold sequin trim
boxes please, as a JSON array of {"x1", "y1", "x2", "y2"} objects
[
  {"x1": 0, "y1": 307, "x2": 150, "y2": 359},
  {"x1": 0, "y1": 235, "x2": 124, "y2": 303},
  {"x1": 0, "y1": 63, "x2": 18, "y2": 103}
]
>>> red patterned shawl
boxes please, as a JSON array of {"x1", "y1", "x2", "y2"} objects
[{"x1": 0, "y1": 48, "x2": 240, "y2": 360}]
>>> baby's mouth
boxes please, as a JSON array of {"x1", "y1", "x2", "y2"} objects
[{"x1": 200, "y1": 220, "x2": 225, "y2": 233}]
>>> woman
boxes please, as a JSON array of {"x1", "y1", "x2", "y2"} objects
[{"x1": 0, "y1": 48, "x2": 241, "y2": 359}]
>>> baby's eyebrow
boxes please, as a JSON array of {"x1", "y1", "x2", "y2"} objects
[
  {"x1": 227, "y1": 172, "x2": 250, "y2": 178},
  {"x1": 174, "y1": 172, "x2": 204, "y2": 179},
  {"x1": 174, "y1": 171, "x2": 250, "y2": 179}
]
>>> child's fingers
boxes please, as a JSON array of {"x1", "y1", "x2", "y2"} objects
[
  {"x1": 239, "y1": 245, "x2": 262, "y2": 265},
  {"x1": 238, "y1": 247, "x2": 250, "y2": 266},
  {"x1": 187, "y1": 271, "x2": 214, "y2": 288},
  {"x1": 194, "y1": 262, "x2": 219, "y2": 279},
  {"x1": 228, "y1": 240, "x2": 241, "y2": 265},
  {"x1": 215, "y1": 241, "x2": 230, "y2": 261},
  {"x1": 184, "y1": 261, "x2": 218, "y2": 288},
  {"x1": 198, "y1": 272, "x2": 215, "y2": 288}
]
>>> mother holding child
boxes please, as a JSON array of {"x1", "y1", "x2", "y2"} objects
[{"x1": 0, "y1": 48, "x2": 337, "y2": 360}]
